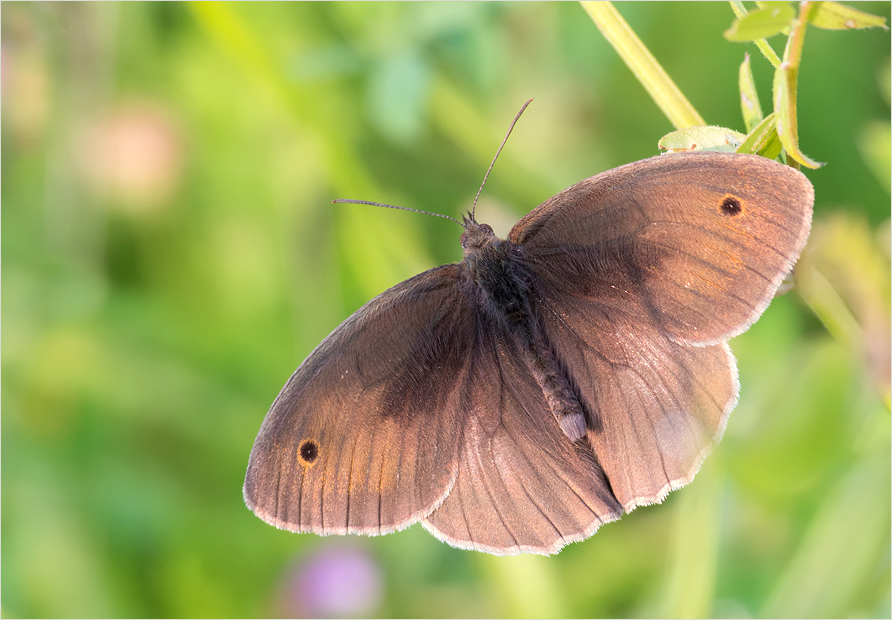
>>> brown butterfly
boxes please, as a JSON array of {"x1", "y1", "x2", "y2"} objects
[{"x1": 244, "y1": 104, "x2": 813, "y2": 555}]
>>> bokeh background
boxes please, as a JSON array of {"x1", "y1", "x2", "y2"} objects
[{"x1": 3, "y1": 2, "x2": 890, "y2": 618}]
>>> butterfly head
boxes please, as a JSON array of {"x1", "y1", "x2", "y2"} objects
[{"x1": 460, "y1": 215, "x2": 496, "y2": 255}]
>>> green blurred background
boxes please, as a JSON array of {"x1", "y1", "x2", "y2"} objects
[{"x1": 3, "y1": 2, "x2": 890, "y2": 618}]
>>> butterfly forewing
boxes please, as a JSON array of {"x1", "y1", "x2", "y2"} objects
[
  {"x1": 244, "y1": 265, "x2": 475, "y2": 535},
  {"x1": 511, "y1": 152, "x2": 814, "y2": 345}
]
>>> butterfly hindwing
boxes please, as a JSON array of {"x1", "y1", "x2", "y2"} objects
[
  {"x1": 534, "y1": 286, "x2": 738, "y2": 510},
  {"x1": 423, "y1": 320, "x2": 622, "y2": 555}
]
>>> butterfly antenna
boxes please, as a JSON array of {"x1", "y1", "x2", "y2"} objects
[
  {"x1": 471, "y1": 98, "x2": 533, "y2": 221},
  {"x1": 331, "y1": 199, "x2": 462, "y2": 225}
]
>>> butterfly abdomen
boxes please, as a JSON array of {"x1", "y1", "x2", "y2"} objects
[{"x1": 466, "y1": 238, "x2": 588, "y2": 441}]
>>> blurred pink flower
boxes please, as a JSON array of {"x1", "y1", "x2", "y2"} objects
[
  {"x1": 282, "y1": 545, "x2": 384, "y2": 619},
  {"x1": 78, "y1": 103, "x2": 184, "y2": 213}
]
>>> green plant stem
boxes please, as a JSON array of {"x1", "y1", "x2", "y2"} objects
[
  {"x1": 785, "y1": 0, "x2": 814, "y2": 67},
  {"x1": 581, "y1": 1, "x2": 705, "y2": 129}
]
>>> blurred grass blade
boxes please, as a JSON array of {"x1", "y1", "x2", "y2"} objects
[
  {"x1": 725, "y1": 4, "x2": 796, "y2": 41},
  {"x1": 739, "y1": 53, "x2": 764, "y2": 132},
  {"x1": 190, "y1": 2, "x2": 429, "y2": 302},
  {"x1": 796, "y1": 215, "x2": 892, "y2": 408},
  {"x1": 737, "y1": 112, "x2": 784, "y2": 158},
  {"x1": 581, "y1": 1, "x2": 705, "y2": 129},
  {"x1": 481, "y1": 555, "x2": 567, "y2": 618},
  {"x1": 809, "y1": 1, "x2": 888, "y2": 30},
  {"x1": 761, "y1": 446, "x2": 891, "y2": 618},
  {"x1": 858, "y1": 119, "x2": 892, "y2": 193},
  {"x1": 659, "y1": 465, "x2": 721, "y2": 618},
  {"x1": 659, "y1": 126, "x2": 746, "y2": 153},
  {"x1": 729, "y1": 1, "x2": 783, "y2": 67},
  {"x1": 797, "y1": 259, "x2": 865, "y2": 349}
]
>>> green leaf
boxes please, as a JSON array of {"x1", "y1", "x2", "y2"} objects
[
  {"x1": 773, "y1": 63, "x2": 824, "y2": 168},
  {"x1": 736, "y1": 112, "x2": 783, "y2": 159},
  {"x1": 755, "y1": 1, "x2": 793, "y2": 10},
  {"x1": 729, "y1": 1, "x2": 783, "y2": 67},
  {"x1": 738, "y1": 53, "x2": 764, "y2": 132},
  {"x1": 725, "y1": 4, "x2": 796, "y2": 41},
  {"x1": 809, "y1": 1, "x2": 888, "y2": 30},
  {"x1": 658, "y1": 126, "x2": 746, "y2": 153}
]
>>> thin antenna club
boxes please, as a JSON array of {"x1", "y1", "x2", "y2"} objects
[
  {"x1": 332, "y1": 99, "x2": 533, "y2": 228},
  {"x1": 471, "y1": 98, "x2": 533, "y2": 221},
  {"x1": 331, "y1": 199, "x2": 462, "y2": 225}
]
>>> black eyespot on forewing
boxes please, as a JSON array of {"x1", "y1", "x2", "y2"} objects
[
  {"x1": 298, "y1": 439, "x2": 319, "y2": 465},
  {"x1": 720, "y1": 195, "x2": 743, "y2": 216}
]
